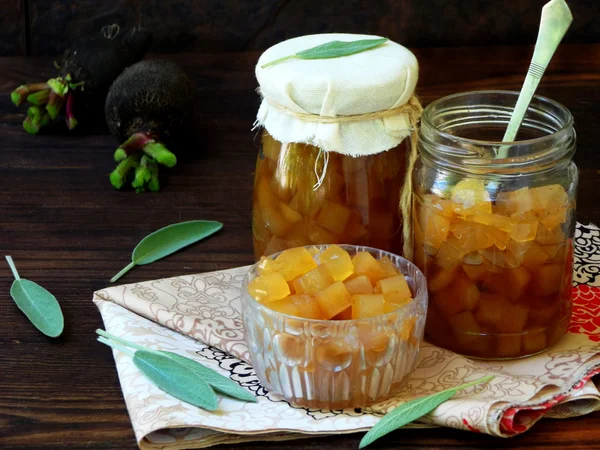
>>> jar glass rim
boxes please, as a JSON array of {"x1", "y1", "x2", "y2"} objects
[{"x1": 421, "y1": 90, "x2": 574, "y2": 148}]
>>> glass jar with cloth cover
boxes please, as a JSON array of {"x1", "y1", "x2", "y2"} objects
[{"x1": 252, "y1": 33, "x2": 421, "y2": 259}]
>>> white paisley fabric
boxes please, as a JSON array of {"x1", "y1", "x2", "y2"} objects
[
  {"x1": 254, "y1": 33, "x2": 418, "y2": 156},
  {"x1": 94, "y1": 222, "x2": 600, "y2": 450}
]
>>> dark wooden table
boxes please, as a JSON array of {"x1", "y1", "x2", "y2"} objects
[{"x1": 1, "y1": 44, "x2": 600, "y2": 449}]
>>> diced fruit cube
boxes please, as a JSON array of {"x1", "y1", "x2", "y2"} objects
[
  {"x1": 496, "y1": 335, "x2": 522, "y2": 358},
  {"x1": 271, "y1": 247, "x2": 317, "y2": 281},
  {"x1": 307, "y1": 246, "x2": 321, "y2": 256},
  {"x1": 418, "y1": 204, "x2": 450, "y2": 250},
  {"x1": 448, "y1": 311, "x2": 481, "y2": 348},
  {"x1": 536, "y1": 225, "x2": 565, "y2": 245},
  {"x1": 383, "y1": 301, "x2": 402, "y2": 313},
  {"x1": 450, "y1": 179, "x2": 492, "y2": 216},
  {"x1": 510, "y1": 218, "x2": 539, "y2": 242},
  {"x1": 289, "y1": 188, "x2": 325, "y2": 217},
  {"x1": 479, "y1": 248, "x2": 520, "y2": 270},
  {"x1": 290, "y1": 294, "x2": 323, "y2": 319},
  {"x1": 267, "y1": 297, "x2": 300, "y2": 316},
  {"x1": 376, "y1": 275, "x2": 412, "y2": 298},
  {"x1": 379, "y1": 255, "x2": 400, "y2": 277},
  {"x1": 352, "y1": 252, "x2": 388, "y2": 283},
  {"x1": 292, "y1": 265, "x2": 334, "y2": 294},
  {"x1": 505, "y1": 266, "x2": 532, "y2": 302},
  {"x1": 315, "y1": 281, "x2": 352, "y2": 319},
  {"x1": 429, "y1": 267, "x2": 457, "y2": 293},
  {"x1": 423, "y1": 194, "x2": 455, "y2": 218},
  {"x1": 333, "y1": 306, "x2": 352, "y2": 320},
  {"x1": 461, "y1": 264, "x2": 488, "y2": 283},
  {"x1": 436, "y1": 239, "x2": 465, "y2": 269},
  {"x1": 352, "y1": 294, "x2": 385, "y2": 319},
  {"x1": 506, "y1": 240, "x2": 532, "y2": 264},
  {"x1": 319, "y1": 244, "x2": 353, "y2": 281},
  {"x1": 496, "y1": 304, "x2": 529, "y2": 333},
  {"x1": 496, "y1": 187, "x2": 535, "y2": 215},
  {"x1": 450, "y1": 273, "x2": 480, "y2": 311},
  {"x1": 522, "y1": 330, "x2": 547, "y2": 355},
  {"x1": 400, "y1": 316, "x2": 417, "y2": 342},
  {"x1": 530, "y1": 184, "x2": 568, "y2": 212},
  {"x1": 522, "y1": 243, "x2": 551, "y2": 269},
  {"x1": 316, "y1": 200, "x2": 352, "y2": 234},
  {"x1": 279, "y1": 202, "x2": 303, "y2": 224},
  {"x1": 452, "y1": 221, "x2": 494, "y2": 253},
  {"x1": 384, "y1": 292, "x2": 412, "y2": 308},
  {"x1": 472, "y1": 212, "x2": 512, "y2": 232},
  {"x1": 528, "y1": 297, "x2": 558, "y2": 326},
  {"x1": 257, "y1": 256, "x2": 275, "y2": 275},
  {"x1": 432, "y1": 274, "x2": 479, "y2": 318},
  {"x1": 475, "y1": 293, "x2": 510, "y2": 327},
  {"x1": 531, "y1": 264, "x2": 563, "y2": 296},
  {"x1": 307, "y1": 223, "x2": 339, "y2": 244},
  {"x1": 343, "y1": 275, "x2": 373, "y2": 295},
  {"x1": 248, "y1": 272, "x2": 290, "y2": 303}
]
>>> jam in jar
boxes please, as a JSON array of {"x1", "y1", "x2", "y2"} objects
[{"x1": 412, "y1": 91, "x2": 577, "y2": 359}]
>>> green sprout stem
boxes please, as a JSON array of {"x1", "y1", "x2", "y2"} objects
[
  {"x1": 23, "y1": 116, "x2": 41, "y2": 134},
  {"x1": 96, "y1": 329, "x2": 148, "y2": 353},
  {"x1": 143, "y1": 142, "x2": 177, "y2": 168},
  {"x1": 114, "y1": 133, "x2": 154, "y2": 161},
  {"x1": 147, "y1": 159, "x2": 160, "y2": 192},
  {"x1": 11, "y1": 82, "x2": 49, "y2": 106},
  {"x1": 46, "y1": 92, "x2": 65, "y2": 120},
  {"x1": 132, "y1": 156, "x2": 152, "y2": 192},
  {"x1": 27, "y1": 89, "x2": 51, "y2": 106},
  {"x1": 65, "y1": 93, "x2": 77, "y2": 130},
  {"x1": 109, "y1": 153, "x2": 141, "y2": 189}
]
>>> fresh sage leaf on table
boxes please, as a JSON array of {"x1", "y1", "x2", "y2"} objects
[
  {"x1": 5, "y1": 255, "x2": 64, "y2": 337},
  {"x1": 110, "y1": 220, "x2": 223, "y2": 283},
  {"x1": 97, "y1": 329, "x2": 257, "y2": 407},
  {"x1": 359, "y1": 375, "x2": 495, "y2": 448},
  {"x1": 98, "y1": 336, "x2": 219, "y2": 410},
  {"x1": 261, "y1": 38, "x2": 389, "y2": 68},
  {"x1": 97, "y1": 329, "x2": 256, "y2": 403}
]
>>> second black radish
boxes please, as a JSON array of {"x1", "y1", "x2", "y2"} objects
[{"x1": 105, "y1": 60, "x2": 196, "y2": 192}]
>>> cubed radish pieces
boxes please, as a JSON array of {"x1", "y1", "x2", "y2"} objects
[
  {"x1": 293, "y1": 264, "x2": 334, "y2": 295},
  {"x1": 248, "y1": 272, "x2": 290, "y2": 303},
  {"x1": 319, "y1": 244, "x2": 353, "y2": 281},
  {"x1": 315, "y1": 281, "x2": 352, "y2": 319}
]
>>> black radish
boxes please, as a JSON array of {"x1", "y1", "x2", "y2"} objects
[
  {"x1": 10, "y1": 25, "x2": 151, "y2": 134},
  {"x1": 105, "y1": 59, "x2": 195, "y2": 192}
]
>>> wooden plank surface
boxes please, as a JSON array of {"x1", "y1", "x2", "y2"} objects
[
  {"x1": 1, "y1": 44, "x2": 600, "y2": 449},
  {"x1": 0, "y1": 0, "x2": 26, "y2": 55},
  {"x1": 24, "y1": 0, "x2": 600, "y2": 55}
]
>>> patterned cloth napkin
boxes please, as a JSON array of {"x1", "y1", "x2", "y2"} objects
[{"x1": 94, "y1": 223, "x2": 600, "y2": 450}]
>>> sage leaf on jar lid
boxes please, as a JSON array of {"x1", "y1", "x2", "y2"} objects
[
  {"x1": 261, "y1": 38, "x2": 388, "y2": 68},
  {"x1": 110, "y1": 220, "x2": 223, "y2": 283},
  {"x1": 359, "y1": 375, "x2": 495, "y2": 448},
  {"x1": 5, "y1": 255, "x2": 64, "y2": 338}
]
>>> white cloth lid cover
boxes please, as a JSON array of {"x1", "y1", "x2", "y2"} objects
[{"x1": 255, "y1": 33, "x2": 419, "y2": 156}]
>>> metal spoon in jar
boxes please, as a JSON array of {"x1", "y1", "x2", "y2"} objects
[{"x1": 498, "y1": 0, "x2": 572, "y2": 156}]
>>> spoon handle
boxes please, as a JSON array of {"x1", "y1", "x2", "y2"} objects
[{"x1": 501, "y1": 0, "x2": 573, "y2": 145}]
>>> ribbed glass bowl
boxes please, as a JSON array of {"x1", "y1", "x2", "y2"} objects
[{"x1": 241, "y1": 245, "x2": 428, "y2": 409}]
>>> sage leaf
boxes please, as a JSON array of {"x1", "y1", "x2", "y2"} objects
[
  {"x1": 261, "y1": 38, "x2": 388, "y2": 68},
  {"x1": 5, "y1": 256, "x2": 64, "y2": 338},
  {"x1": 110, "y1": 220, "x2": 223, "y2": 283},
  {"x1": 160, "y1": 351, "x2": 257, "y2": 403},
  {"x1": 98, "y1": 337, "x2": 219, "y2": 411},
  {"x1": 359, "y1": 375, "x2": 495, "y2": 448},
  {"x1": 96, "y1": 329, "x2": 257, "y2": 403}
]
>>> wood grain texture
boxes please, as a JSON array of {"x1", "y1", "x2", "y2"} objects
[
  {"x1": 25, "y1": 0, "x2": 600, "y2": 56},
  {"x1": 1, "y1": 44, "x2": 600, "y2": 449},
  {"x1": 0, "y1": 0, "x2": 26, "y2": 55}
]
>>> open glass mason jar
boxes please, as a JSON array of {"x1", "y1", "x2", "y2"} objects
[
  {"x1": 252, "y1": 34, "x2": 421, "y2": 259},
  {"x1": 412, "y1": 91, "x2": 577, "y2": 359}
]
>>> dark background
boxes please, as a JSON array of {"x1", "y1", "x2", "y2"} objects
[{"x1": 2, "y1": 0, "x2": 600, "y2": 56}]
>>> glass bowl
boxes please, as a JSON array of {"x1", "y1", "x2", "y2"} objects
[{"x1": 241, "y1": 244, "x2": 428, "y2": 409}]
